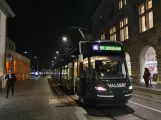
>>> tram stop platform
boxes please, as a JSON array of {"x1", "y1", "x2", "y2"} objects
[{"x1": 132, "y1": 82, "x2": 161, "y2": 96}]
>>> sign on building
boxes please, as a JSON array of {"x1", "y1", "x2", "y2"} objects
[{"x1": 6, "y1": 53, "x2": 13, "y2": 62}]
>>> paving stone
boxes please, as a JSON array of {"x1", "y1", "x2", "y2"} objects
[{"x1": 0, "y1": 77, "x2": 79, "y2": 120}]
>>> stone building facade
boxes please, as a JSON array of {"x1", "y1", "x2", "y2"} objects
[
  {"x1": 0, "y1": 0, "x2": 15, "y2": 88},
  {"x1": 91, "y1": 0, "x2": 161, "y2": 84},
  {"x1": 1, "y1": 39, "x2": 31, "y2": 88},
  {"x1": 6, "y1": 38, "x2": 30, "y2": 79},
  {"x1": 0, "y1": 1, "x2": 30, "y2": 89}
]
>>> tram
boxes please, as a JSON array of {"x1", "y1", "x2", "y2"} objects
[{"x1": 53, "y1": 40, "x2": 133, "y2": 106}]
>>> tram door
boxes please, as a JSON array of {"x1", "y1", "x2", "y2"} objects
[{"x1": 74, "y1": 61, "x2": 78, "y2": 90}]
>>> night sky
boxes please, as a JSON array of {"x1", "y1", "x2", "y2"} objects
[{"x1": 6, "y1": 0, "x2": 101, "y2": 69}]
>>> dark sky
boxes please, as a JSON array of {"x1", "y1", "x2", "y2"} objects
[{"x1": 6, "y1": 0, "x2": 101, "y2": 69}]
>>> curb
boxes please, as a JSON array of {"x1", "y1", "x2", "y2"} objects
[{"x1": 133, "y1": 86, "x2": 161, "y2": 95}]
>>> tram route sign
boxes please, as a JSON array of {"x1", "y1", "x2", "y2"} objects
[
  {"x1": 100, "y1": 46, "x2": 121, "y2": 51},
  {"x1": 92, "y1": 45, "x2": 122, "y2": 51}
]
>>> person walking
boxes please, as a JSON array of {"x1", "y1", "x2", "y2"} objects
[
  {"x1": 5, "y1": 69, "x2": 17, "y2": 98},
  {"x1": 143, "y1": 68, "x2": 151, "y2": 87},
  {"x1": 149, "y1": 74, "x2": 152, "y2": 87}
]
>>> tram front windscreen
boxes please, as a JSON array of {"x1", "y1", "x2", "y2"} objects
[{"x1": 90, "y1": 56, "x2": 127, "y2": 79}]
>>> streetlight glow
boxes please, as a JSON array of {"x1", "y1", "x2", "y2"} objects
[
  {"x1": 54, "y1": 56, "x2": 56, "y2": 59},
  {"x1": 24, "y1": 51, "x2": 27, "y2": 54},
  {"x1": 62, "y1": 36, "x2": 67, "y2": 42},
  {"x1": 56, "y1": 51, "x2": 59, "y2": 54},
  {"x1": 34, "y1": 56, "x2": 37, "y2": 59}
]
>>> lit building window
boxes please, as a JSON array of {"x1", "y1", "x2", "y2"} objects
[
  {"x1": 124, "y1": 0, "x2": 126, "y2": 5},
  {"x1": 110, "y1": 26, "x2": 116, "y2": 41},
  {"x1": 120, "y1": 17, "x2": 129, "y2": 41},
  {"x1": 119, "y1": 0, "x2": 123, "y2": 9},
  {"x1": 119, "y1": 0, "x2": 126, "y2": 9},
  {"x1": 139, "y1": 0, "x2": 153, "y2": 33},
  {"x1": 101, "y1": 33, "x2": 106, "y2": 40}
]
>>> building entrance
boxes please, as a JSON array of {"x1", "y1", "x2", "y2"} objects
[
  {"x1": 140, "y1": 46, "x2": 158, "y2": 84},
  {"x1": 126, "y1": 53, "x2": 132, "y2": 76}
]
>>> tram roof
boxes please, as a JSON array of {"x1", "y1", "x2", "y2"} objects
[{"x1": 92, "y1": 40, "x2": 123, "y2": 46}]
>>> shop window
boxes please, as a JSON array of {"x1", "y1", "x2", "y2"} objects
[
  {"x1": 119, "y1": 0, "x2": 126, "y2": 9},
  {"x1": 139, "y1": 0, "x2": 153, "y2": 33},
  {"x1": 110, "y1": 26, "x2": 116, "y2": 41},
  {"x1": 101, "y1": 33, "x2": 106, "y2": 40},
  {"x1": 14, "y1": 60, "x2": 17, "y2": 73},
  {"x1": 6, "y1": 62, "x2": 9, "y2": 73},
  {"x1": 120, "y1": 17, "x2": 129, "y2": 41}
]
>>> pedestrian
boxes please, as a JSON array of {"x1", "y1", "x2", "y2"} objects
[
  {"x1": 149, "y1": 74, "x2": 152, "y2": 87},
  {"x1": 5, "y1": 69, "x2": 17, "y2": 98},
  {"x1": 143, "y1": 68, "x2": 151, "y2": 87}
]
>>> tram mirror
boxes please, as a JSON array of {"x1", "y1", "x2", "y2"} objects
[{"x1": 78, "y1": 55, "x2": 83, "y2": 62}]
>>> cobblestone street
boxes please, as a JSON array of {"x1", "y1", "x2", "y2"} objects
[{"x1": 0, "y1": 77, "x2": 79, "y2": 120}]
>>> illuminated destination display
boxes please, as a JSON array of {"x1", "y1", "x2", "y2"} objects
[
  {"x1": 100, "y1": 46, "x2": 121, "y2": 51},
  {"x1": 92, "y1": 45, "x2": 122, "y2": 51}
]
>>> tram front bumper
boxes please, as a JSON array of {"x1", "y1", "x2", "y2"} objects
[{"x1": 85, "y1": 91, "x2": 132, "y2": 106}]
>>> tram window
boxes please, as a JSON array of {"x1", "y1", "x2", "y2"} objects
[
  {"x1": 74, "y1": 62, "x2": 78, "y2": 77},
  {"x1": 91, "y1": 56, "x2": 127, "y2": 79},
  {"x1": 83, "y1": 58, "x2": 88, "y2": 67},
  {"x1": 62, "y1": 66, "x2": 67, "y2": 80},
  {"x1": 89, "y1": 65, "x2": 96, "y2": 78},
  {"x1": 83, "y1": 58, "x2": 89, "y2": 76},
  {"x1": 83, "y1": 66, "x2": 88, "y2": 76},
  {"x1": 64, "y1": 65, "x2": 68, "y2": 80},
  {"x1": 62, "y1": 66, "x2": 65, "y2": 79},
  {"x1": 68, "y1": 63, "x2": 72, "y2": 80}
]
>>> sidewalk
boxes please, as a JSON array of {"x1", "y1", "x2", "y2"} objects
[
  {"x1": 0, "y1": 77, "x2": 79, "y2": 120},
  {"x1": 132, "y1": 82, "x2": 161, "y2": 95}
]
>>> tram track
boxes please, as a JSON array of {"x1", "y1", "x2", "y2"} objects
[
  {"x1": 118, "y1": 106, "x2": 146, "y2": 120},
  {"x1": 97, "y1": 107, "x2": 146, "y2": 120},
  {"x1": 59, "y1": 87, "x2": 145, "y2": 120},
  {"x1": 65, "y1": 90, "x2": 146, "y2": 120},
  {"x1": 49, "y1": 79, "x2": 146, "y2": 120}
]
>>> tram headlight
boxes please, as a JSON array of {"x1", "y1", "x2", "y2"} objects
[
  {"x1": 95, "y1": 87, "x2": 107, "y2": 91},
  {"x1": 129, "y1": 86, "x2": 133, "y2": 90}
]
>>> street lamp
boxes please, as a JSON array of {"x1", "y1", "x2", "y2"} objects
[
  {"x1": 24, "y1": 51, "x2": 27, "y2": 54},
  {"x1": 56, "y1": 51, "x2": 59, "y2": 54},
  {"x1": 62, "y1": 36, "x2": 67, "y2": 42},
  {"x1": 54, "y1": 56, "x2": 56, "y2": 59}
]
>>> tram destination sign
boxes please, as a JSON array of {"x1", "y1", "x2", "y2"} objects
[{"x1": 92, "y1": 45, "x2": 122, "y2": 51}]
